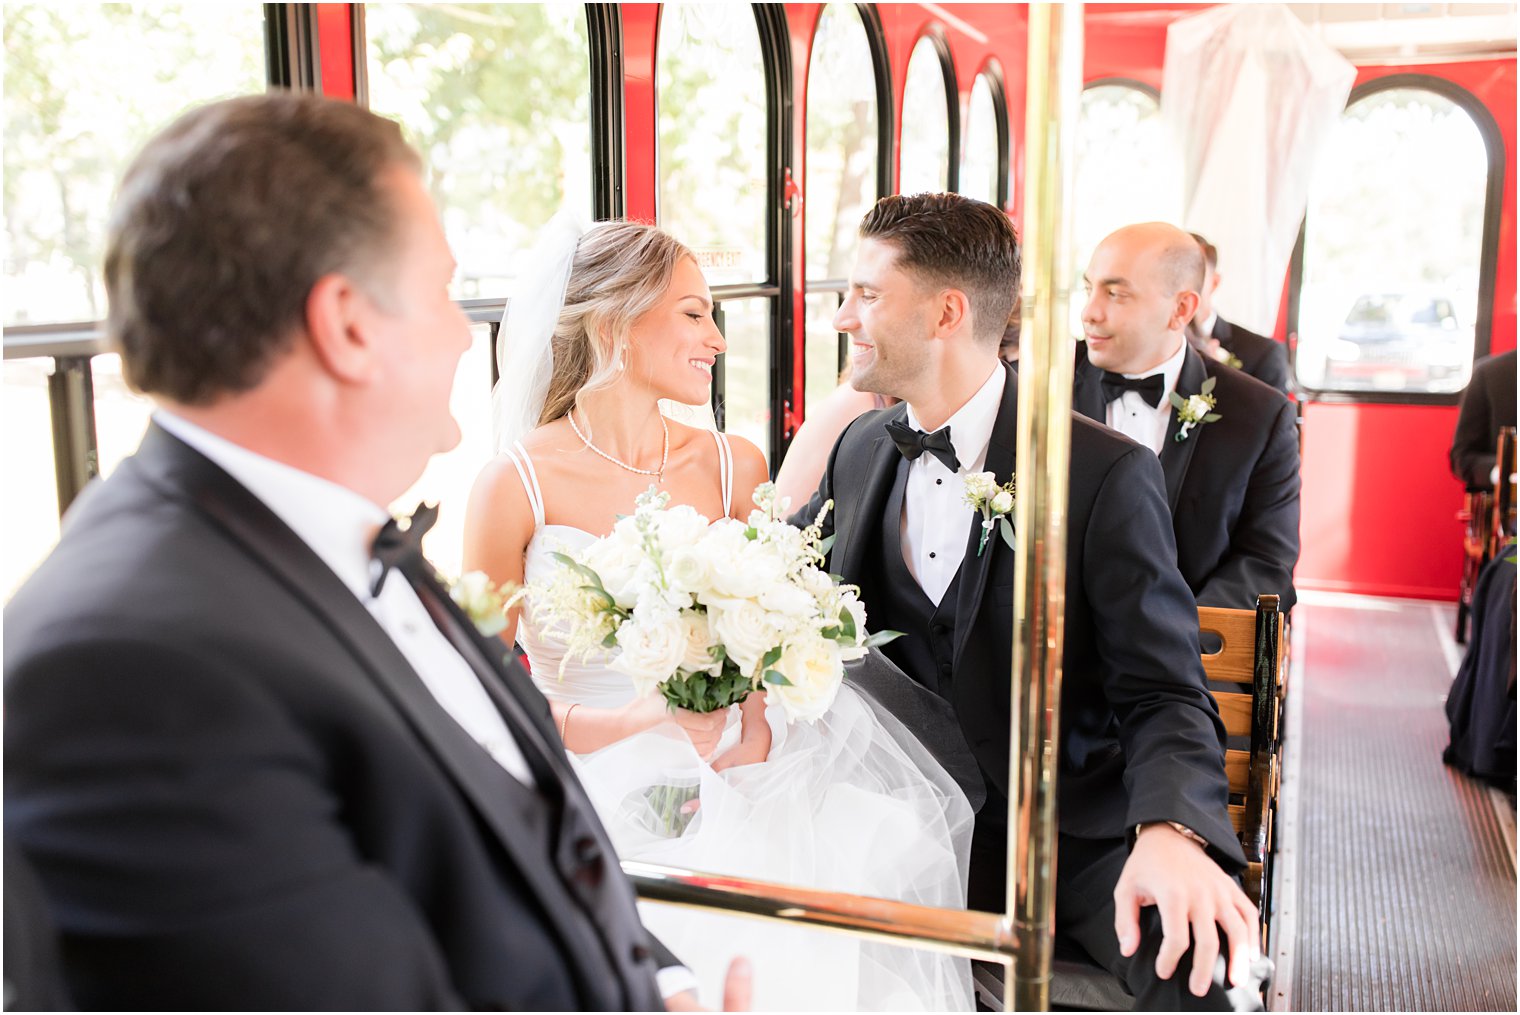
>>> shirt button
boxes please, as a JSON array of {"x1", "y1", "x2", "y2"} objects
[
  {"x1": 936, "y1": 478, "x2": 943, "y2": 485},
  {"x1": 632, "y1": 944, "x2": 652, "y2": 963},
  {"x1": 928, "y1": 551, "x2": 937, "y2": 559}
]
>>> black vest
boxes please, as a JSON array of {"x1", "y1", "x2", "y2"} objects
[{"x1": 861, "y1": 460, "x2": 963, "y2": 702}]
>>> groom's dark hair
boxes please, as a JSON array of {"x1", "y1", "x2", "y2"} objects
[{"x1": 859, "y1": 193, "x2": 1021, "y2": 346}]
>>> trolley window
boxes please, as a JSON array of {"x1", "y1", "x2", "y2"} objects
[
  {"x1": 803, "y1": 3, "x2": 882, "y2": 414},
  {"x1": 900, "y1": 34, "x2": 954, "y2": 194},
  {"x1": 363, "y1": 3, "x2": 592, "y2": 300},
  {"x1": 656, "y1": 2, "x2": 771, "y2": 457},
  {"x1": 961, "y1": 70, "x2": 1006, "y2": 206},
  {"x1": 1294, "y1": 86, "x2": 1494, "y2": 399}
]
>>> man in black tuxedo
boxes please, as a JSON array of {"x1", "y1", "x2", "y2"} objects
[
  {"x1": 797, "y1": 194, "x2": 1257, "y2": 1008},
  {"x1": 1075, "y1": 223, "x2": 1301, "y2": 611},
  {"x1": 1449, "y1": 348, "x2": 1517, "y2": 491},
  {"x1": 1188, "y1": 233, "x2": 1291, "y2": 393},
  {"x1": 3, "y1": 94, "x2": 743, "y2": 1012}
]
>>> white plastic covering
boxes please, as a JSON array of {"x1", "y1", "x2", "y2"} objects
[{"x1": 1161, "y1": 4, "x2": 1356, "y2": 336}]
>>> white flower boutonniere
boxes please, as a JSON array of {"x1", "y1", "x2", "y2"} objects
[
  {"x1": 1168, "y1": 376, "x2": 1223, "y2": 442},
  {"x1": 963, "y1": 471, "x2": 1017, "y2": 557},
  {"x1": 448, "y1": 570, "x2": 515, "y2": 637}
]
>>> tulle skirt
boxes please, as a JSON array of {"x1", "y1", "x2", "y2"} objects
[{"x1": 570, "y1": 684, "x2": 975, "y2": 1011}]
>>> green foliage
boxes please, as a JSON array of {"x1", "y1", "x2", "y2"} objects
[{"x1": 661, "y1": 664, "x2": 755, "y2": 714}]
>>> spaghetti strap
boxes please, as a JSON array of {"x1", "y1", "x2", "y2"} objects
[
  {"x1": 710, "y1": 429, "x2": 734, "y2": 518},
  {"x1": 503, "y1": 441, "x2": 546, "y2": 529}
]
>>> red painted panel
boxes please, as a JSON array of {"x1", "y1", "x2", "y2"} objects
[
  {"x1": 621, "y1": 5, "x2": 661, "y2": 223},
  {"x1": 316, "y1": 4, "x2": 355, "y2": 100}
]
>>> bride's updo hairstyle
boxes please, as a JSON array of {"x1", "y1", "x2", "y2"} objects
[{"x1": 538, "y1": 221, "x2": 694, "y2": 426}]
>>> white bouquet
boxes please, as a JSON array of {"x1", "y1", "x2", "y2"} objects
[{"x1": 523, "y1": 482, "x2": 897, "y2": 724}]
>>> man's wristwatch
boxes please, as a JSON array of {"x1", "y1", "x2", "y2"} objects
[{"x1": 1137, "y1": 820, "x2": 1210, "y2": 851}]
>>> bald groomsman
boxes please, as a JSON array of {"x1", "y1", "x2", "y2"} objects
[{"x1": 1075, "y1": 223, "x2": 1300, "y2": 611}]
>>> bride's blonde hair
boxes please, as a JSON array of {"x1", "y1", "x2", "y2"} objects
[{"x1": 538, "y1": 221, "x2": 695, "y2": 427}]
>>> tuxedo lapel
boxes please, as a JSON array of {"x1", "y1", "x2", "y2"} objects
[
  {"x1": 953, "y1": 364, "x2": 1018, "y2": 669},
  {"x1": 1071, "y1": 344, "x2": 1107, "y2": 422},
  {"x1": 137, "y1": 427, "x2": 594, "y2": 948},
  {"x1": 1158, "y1": 346, "x2": 1208, "y2": 510},
  {"x1": 837, "y1": 405, "x2": 910, "y2": 581}
]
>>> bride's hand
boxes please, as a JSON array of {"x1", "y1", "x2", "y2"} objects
[
  {"x1": 711, "y1": 692, "x2": 772, "y2": 772},
  {"x1": 625, "y1": 696, "x2": 728, "y2": 756},
  {"x1": 669, "y1": 706, "x2": 729, "y2": 758}
]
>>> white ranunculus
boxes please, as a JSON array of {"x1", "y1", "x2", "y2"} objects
[
  {"x1": 709, "y1": 598, "x2": 782, "y2": 675},
  {"x1": 757, "y1": 581, "x2": 816, "y2": 621},
  {"x1": 963, "y1": 471, "x2": 998, "y2": 503},
  {"x1": 666, "y1": 544, "x2": 714, "y2": 595},
  {"x1": 708, "y1": 539, "x2": 786, "y2": 600},
  {"x1": 1186, "y1": 394, "x2": 1213, "y2": 418},
  {"x1": 768, "y1": 637, "x2": 844, "y2": 723},
  {"x1": 611, "y1": 613, "x2": 687, "y2": 696},
  {"x1": 990, "y1": 490, "x2": 1014, "y2": 515}
]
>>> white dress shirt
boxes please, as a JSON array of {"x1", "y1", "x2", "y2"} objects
[
  {"x1": 1104, "y1": 337, "x2": 1187, "y2": 457},
  {"x1": 154, "y1": 411, "x2": 535, "y2": 785},
  {"x1": 902, "y1": 363, "x2": 1006, "y2": 605}
]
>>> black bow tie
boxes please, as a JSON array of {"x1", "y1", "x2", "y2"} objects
[
  {"x1": 370, "y1": 502, "x2": 439, "y2": 597},
  {"x1": 885, "y1": 419, "x2": 962, "y2": 473},
  {"x1": 1100, "y1": 371, "x2": 1166, "y2": 408}
]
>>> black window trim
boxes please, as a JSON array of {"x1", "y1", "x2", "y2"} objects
[
  {"x1": 1287, "y1": 73, "x2": 1506, "y2": 407},
  {"x1": 969, "y1": 55, "x2": 1010, "y2": 207},
  {"x1": 902, "y1": 25, "x2": 958, "y2": 195},
  {"x1": 265, "y1": 3, "x2": 321, "y2": 91}
]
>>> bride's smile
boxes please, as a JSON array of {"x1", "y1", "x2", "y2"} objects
[{"x1": 623, "y1": 256, "x2": 726, "y2": 407}]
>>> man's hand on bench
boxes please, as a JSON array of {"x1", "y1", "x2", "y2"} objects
[{"x1": 1115, "y1": 822, "x2": 1262, "y2": 997}]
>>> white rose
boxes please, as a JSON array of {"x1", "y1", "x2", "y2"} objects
[
  {"x1": 656, "y1": 504, "x2": 711, "y2": 550},
  {"x1": 710, "y1": 540, "x2": 786, "y2": 599},
  {"x1": 1186, "y1": 394, "x2": 1212, "y2": 417},
  {"x1": 611, "y1": 613, "x2": 687, "y2": 695},
  {"x1": 757, "y1": 582, "x2": 816, "y2": 621},
  {"x1": 680, "y1": 612, "x2": 721, "y2": 674},
  {"x1": 709, "y1": 598, "x2": 782, "y2": 675},
  {"x1": 990, "y1": 490, "x2": 1014, "y2": 515},
  {"x1": 768, "y1": 637, "x2": 844, "y2": 723},
  {"x1": 581, "y1": 538, "x2": 648, "y2": 609},
  {"x1": 963, "y1": 471, "x2": 997, "y2": 503}
]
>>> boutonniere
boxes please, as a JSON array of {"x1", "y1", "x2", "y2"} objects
[
  {"x1": 963, "y1": 471, "x2": 1017, "y2": 557},
  {"x1": 447, "y1": 570, "x2": 515, "y2": 637},
  {"x1": 1168, "y1": 376, "x2": 1223, "y2": 442}
]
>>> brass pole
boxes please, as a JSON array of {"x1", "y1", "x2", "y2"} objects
[
  {"x1": 624, "y1": 861, "x2": 1014, "y2": 962},
  {"x1": 1010, "y1": 3, "x2": 1083, "y2": 1011}
]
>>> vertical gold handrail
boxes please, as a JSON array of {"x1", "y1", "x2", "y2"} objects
[{"x1": 1011, "y1": 3, "x2": 1083, "y2": 1011}]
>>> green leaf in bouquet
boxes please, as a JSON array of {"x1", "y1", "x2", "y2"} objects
[
  {"x1": 601, "y1": 629, "x2": 618, "y2": 648},
  {"x1": 549, "y1": 551, "x2": 607, "y2": 591},
  {"x1": 763, "y1": 669, "x2": 792, "y2": 687},
  {"x1": 819, "y1": 534, "x2": 836, "y2": 556},
  {"x1": 836, "y1": 605, "x2": 857, "y2": 642},
  {"x1": 745, "y1": 526, "x2": 758, "y2": 541},
  {"x1": 580, "y1": 585, "x2": 616, "y2": 611},
  {"x1": 820, "y1": 625, "x2": 840, "y2": 640},
  {"x1": 862, "y1": 629, "x2": 905, "y2": 648},
  {"x1": 759, "y1": 645, "x2": 783, "y2": 671},
  {"x1": 708, "y1": 643, "x2": 727, "y2": 662}
]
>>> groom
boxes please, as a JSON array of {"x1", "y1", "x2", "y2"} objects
[{"x1": 797, "y1": 194, "x2": 1256, "y2": 1009}]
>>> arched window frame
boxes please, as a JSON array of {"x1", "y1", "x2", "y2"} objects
[
  {"x1": 1287, "y1": 74, "x2": 1505, "y2": 406},
  {"x1": 899, "y1": 26, "x2": 959, "y2": 194},
  {"x1": 967, "y1": 56, "x2": 1011, "y2": 207}
]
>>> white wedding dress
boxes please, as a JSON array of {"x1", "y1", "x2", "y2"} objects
[{"x1": 504, "y1": 433, "x2": 975, "y2": 1012}]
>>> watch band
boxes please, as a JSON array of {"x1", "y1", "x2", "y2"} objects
[{"x1": 1137, "y1": 820, "x2": 1210, "y2": 850}]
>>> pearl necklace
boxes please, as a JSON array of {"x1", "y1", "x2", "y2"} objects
[{"x1": 568, "y1": 408, "x2": 669, "y2": 481}]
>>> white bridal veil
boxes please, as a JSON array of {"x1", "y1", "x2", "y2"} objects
[{"x1": 492, "y1": 212, "x2": 588, "y2": 453}]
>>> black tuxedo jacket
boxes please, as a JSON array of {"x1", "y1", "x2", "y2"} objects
[
  {"x1": 1074, "y1": 344, "x2": 1301, "y2": 612},
  {"x1": 1213, "y1": 316, "x2": 1290, "y2": 394},
  {"x1": 3, "y1": 425, "x2": 669, "y2": 1011},
  {"x1": 798, "y1": 364, "x2": 1244, "y2": 866},
  {"x1": 1450, "y1": 349, "x2": 1517, "y2": 491}
]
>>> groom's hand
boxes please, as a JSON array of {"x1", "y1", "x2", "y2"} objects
[
  {"x1": 664, "y1": 957, "x2": 753, "y2": 1011},
  {"x1": 1113, "y1": 823, "x2": 1259, "y2": 997}
]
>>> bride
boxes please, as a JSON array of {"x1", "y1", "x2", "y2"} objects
[{"x1": 463, "y1": 217, "x2": 973, "y2": 1012}]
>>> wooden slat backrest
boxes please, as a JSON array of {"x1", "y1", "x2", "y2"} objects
[{"x1": 1198, "y1": 610, "x2": 1257, "y2": 683}]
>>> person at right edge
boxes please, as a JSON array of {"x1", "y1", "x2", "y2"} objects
[
  {"x1": 1449, "y1": 348, "x2": 1517, "y2": 492},
  {"x1": 795, "y1": 193, "x2": 1258, "y2": 1010}
]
